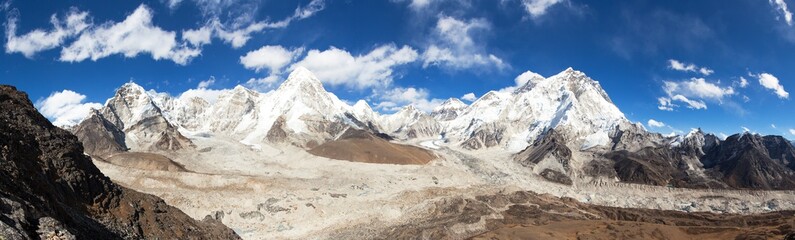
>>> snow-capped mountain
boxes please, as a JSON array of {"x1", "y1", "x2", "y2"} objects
[
  {"x1": 446, "y1": 68, "x2": 627, "y2": 151},
  {"x1": 87, "y1": 82, "x2": 193, "y2": 152},
  {"x1": 71, "y1": 66, "x2": 795, "y2": 190},
  {"x1": 431, "y1": 98, "x2": 468, "y2": 121},
  {"x1": 382, "y1": 105, "x2": 442, "y2": 139},
  {"x1": 76, "y1": 67, "x2": 628, "y2": 154}
]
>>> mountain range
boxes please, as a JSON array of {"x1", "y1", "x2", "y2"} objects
[{"x1": 73, "y1": 67, "x2": 795, "y2": 190}]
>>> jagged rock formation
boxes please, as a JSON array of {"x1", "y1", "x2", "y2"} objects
[
  {"x1": 101, "y1": 82, "x2": 194, "y2": 152},
  {"x1": 308, "y1": 128, "x2": 436, "y2": 165},
  {"x1": 702, "y1": 133, "x2": 795, "y2": 190},
  {"x1": 0, "y1": 85, "x2": 239, "y2": 239},
  {"x1": 514, "y1": 130, "x2": 573, "y2": 185}
]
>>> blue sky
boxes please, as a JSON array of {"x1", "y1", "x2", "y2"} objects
[{"x1": 1, "y1": 0, "x2": 794, "y2": 137}]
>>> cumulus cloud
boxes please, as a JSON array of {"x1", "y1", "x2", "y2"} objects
[
  {"x1": 647, "y1": 119, "x2": 666, "y2": 128},
  {"x1": 752, "y1": 72, "x2": 789, "y2": 99},
  {"x1": 240, "y1": 45, "x2": 304, "y2": 73},
  {"x1": 8, "y1": 1, "x2": 324, "y2": 64},
  {"x1": 521, "y1": 0, "x2": 564, "y2": 18},
  {"x1": 422, "y1": 16, "x2": 507, "y2": 70},
  {"x1": 374, "y1": 87, "x2": 445, "y2": 112},
  {"x1": 514, "y1": 70, "x2": 544, "y2": 86},
  {"x1": 5, "y1": 8, "x2": 90, "y2": 58},
  {"x1": 60, "y1": 5, "x2": 201, "y2": 65},
  {"x1": 179, "y1": 76, "x2": 226, "y2": 104},
  {"x1": 34, "y1": 90, "x2": 102, "y2": 127},
  {"x1": 770, "y1": 0, "x2": 794, "y2": 26},
  {"x1": 657, "y1": 78, "x2": 734, "y2": 110},
  {"x1": 461, "y1": 92, "x2": 477, "y2": 102},
  {"x1": 291, "y1": 44, "x2": 419, "y2": 89},
  {"x1": 790, "y1": 128, "x2": 795, "y2": 135},
  {"x1": 668, "y1": 59, "x2": 713, "y2": 76}
]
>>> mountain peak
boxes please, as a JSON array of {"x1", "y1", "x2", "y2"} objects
[
  {"x1": 281, "y1": 66, "x2": 323, "y2": 88},
  {"x1": 353, "y1": 100, "x2": 372, "y2": 110},
  {"x1": 118, "y1": 81, "x2": 146, "y2": 95},
  {"x1": 435, "y1": 98, "x2": 467, "y2": 110}
]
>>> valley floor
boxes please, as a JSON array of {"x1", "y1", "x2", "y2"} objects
[{"x1": 92, "y1": 136, "x2": 795, "y2": 239}]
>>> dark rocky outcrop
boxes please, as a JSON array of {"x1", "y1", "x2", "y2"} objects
[
  {"x1": 0, "y1": 85, "x2": 239, "y2": 239},
  {"x1": 513, "y1": 130, "x2": 572, "y2": 185},
  {"x1": 702, "y1": 133, "x2": 795, "y2": 190},
  {"x1": 461, "y1": 123, "x2": 505, "y2": 150},
  {"x1": 72, "y1": 109, "x2": 128, "y2": 157}
]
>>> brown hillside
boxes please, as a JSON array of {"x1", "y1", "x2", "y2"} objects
[{"x1": 308, "y1": 128, "x2": 436, "y2": 165}]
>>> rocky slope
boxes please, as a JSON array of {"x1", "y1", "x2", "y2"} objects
[
  {"x1": 331, "y1": 190, "x2": 795, "y2": 239},
  {"x1": 0, "y1": 85, "x2": 239, "y2": 239}
]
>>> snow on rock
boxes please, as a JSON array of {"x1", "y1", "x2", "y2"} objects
[{"x1": 580, "y1": 130, "x2": 610, "y2": 150}]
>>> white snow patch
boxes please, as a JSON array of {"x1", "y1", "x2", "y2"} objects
[{"x1": 580, "y1": 130, "x2": 610, "y2": 150}]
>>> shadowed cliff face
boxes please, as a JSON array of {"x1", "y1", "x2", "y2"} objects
[
  {"x1": 0, "y1": 85, "x2": 239, "y2": 239},
  {"x1": 703, "y1": 133, "x2": 795, "y2": 190}
]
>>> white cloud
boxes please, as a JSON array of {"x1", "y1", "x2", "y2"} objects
[
  {"x1": 292, "y1": 44, "x2": 418, "y2": 89},
  {"x1": 461, "y1": 92, "x2": 477, "y2": 102},
  {"x1": 668, "y1": 59, "x2": 713, "y2": 76},
  {"x1": 34, "y1": 90, "x2": 102, "y2": 127},
  {"x1": 657, "y1": 97, "x2": 675, "y2": 111},
  {"x1": 240, "y1": 45, "x2": 304, "y2": 74},
  {"x1": 658, "y1": 78, "x2": 734, "y2": 111},
  {"x1": 182, "y1": 26, "x2": 212, "y2": 46},
  {"x1": 197, "y1": 77, "x2": 215, "y2": 89},
  {"x1": 179, "y1": 76, "x2": 225, "y2": 104},
  {"x1": 245, "y1": 75, "x2": 281, "y2": 91},
  {"x1": 179, "y1": 88, "x2": 225, "y2": 104},
  {"x1": 167, "y1": 0, "x2": 184, "y2": 9},
  {"x1": 60, "y1": 5, "x2": 201, "y2": 65},
  {"x1": 741, "y1": 126, "x2": 751, "y2": 133},
  {"x1": 664, "y1": 78, "x2": 735, "y2": 100},
  {"x1": 790, "y1": 128, "x2": 795, "y2": 135},
  {"x1": 738, "y1": 77, "x2": 749, "y2": 88},
  {"x1": 182, "y1": 0, "x2": 325, "y2": 48},
  {"x1": 375, "y1": 87, "x2": 445, "y2": 112},
  {"x1": 422, "y1": 16, "x2": 507, "y2": 70},
  {"x1": 719, "y1": 132, "x2": 728, "y2": 140},
  {"x1": 754, "y1": 72, "x2": 789, "y2": 99},
  {"x1": 408, "y1": 0, "x2": 433, "y2": 9},
  {"x1": 672, "y1": 95, "x2": 707, "y2": 109},
  {"x1": 5, "y1": 8, "x2": 90, "y2": 58},
  {"x1": 772, "y1": 124, "x2": 778, "y2": 129},
  {"x1": 521, "y1": 0, "x2": 564, "y2": 18},
  {"x1": 647, "y1": 119, "x2": 666, "y2": 128},
  {"x1": 514, "y1": 70, "x2": 544, "y2": 86},
  {"x1": 770, "y1": 0, "x2": 794, "y2": 26}
]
